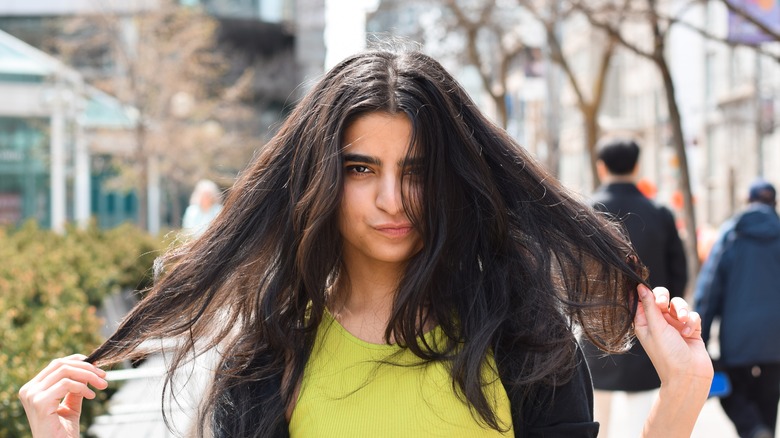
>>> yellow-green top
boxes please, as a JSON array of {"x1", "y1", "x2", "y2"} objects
[{"x1": 288, "y1": 310, "x2": 513, "y2": 437}]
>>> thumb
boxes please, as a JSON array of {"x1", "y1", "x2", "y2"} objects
[
  {"x1": 57, "y1": 393, "x2": 84, "y2": 417},
  {"x1": 635, "y1": 284, "x2": 666, "y2": 333}
]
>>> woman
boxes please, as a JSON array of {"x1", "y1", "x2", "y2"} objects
[
  {"x1": 19, "y1": 49, "x2": 712, "y2": 437},
  {"x1": 182, "y1": 179, "x2": 223, "y2": 238}
]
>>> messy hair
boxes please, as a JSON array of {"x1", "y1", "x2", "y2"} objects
[{"x1": 87, "y1": 49, "x2": 644, "y2": 436}]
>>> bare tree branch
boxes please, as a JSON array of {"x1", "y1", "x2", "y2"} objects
[
  {"x1": 575, "y1": 0, "x2": 701, "y2": 285},
  {"x1": 522, "y1": 0, "x2": 617, "y2": 186},
  {"x1": 719, "y1": 0, "x2": 780, "y2": 42},
  {"x1": 441, "y1": 0, "x2": 524, "y2": 127},
  {"x1": 574, "y1": 1, "x2": 654, "y2": 61},
  {"x1": 56, "y1": 1, "x2": 257, "y2": 229},
  {"x1": 654, "y1": 2, "x2": 780, "y2": 63}
]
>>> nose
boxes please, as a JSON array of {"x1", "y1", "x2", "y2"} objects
[{"x1": 376, "y1": 173, "x2": 403, "y2": 215}]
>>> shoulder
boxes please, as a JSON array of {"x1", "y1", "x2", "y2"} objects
[
  {"x1": 653, "y1": 203, "x2": 677, "y2": 223},
  {"x1": 506, "y1": 344, "x2": 599, "y2": 438}
]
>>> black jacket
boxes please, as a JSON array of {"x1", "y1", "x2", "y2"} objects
[
  {"x1": 581, "y1": 183, "x2": 688, "y2": 391},
  {"x1": 213, "y1": 344, "x2": 599, "y2": 437}
]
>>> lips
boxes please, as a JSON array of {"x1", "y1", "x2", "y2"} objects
[{"x1": 374, "y1": 224, "x2": 414, "y2": 238}]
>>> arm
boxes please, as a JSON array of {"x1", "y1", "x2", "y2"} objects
[
  {"x1": 18, "y1": 354, "x2": 108, "y2": 438},
  {"x1": 634, "y1": 285, "x2": 714, "y2": 438},
  {"x1": 693, "y1": 232, "x2": 729, "y2": 345}
]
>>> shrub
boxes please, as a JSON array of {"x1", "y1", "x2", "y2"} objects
[{"x1": 0, "y1": 221, "x2": 164, "y2": 438}]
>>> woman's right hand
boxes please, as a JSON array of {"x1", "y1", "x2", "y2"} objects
[{"x1": 18, "y1": 354, "x2": 108, "y2": 438}]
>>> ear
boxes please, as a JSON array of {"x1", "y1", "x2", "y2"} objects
[
  {"x1": 630, "y1": 162, "x2": 640, "y2": 178},
  {"x1": 595, "y1": 160, "x2": 608, "y2": 181}
]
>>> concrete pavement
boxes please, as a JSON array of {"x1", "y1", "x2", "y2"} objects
[{"x1": 692, "y1": 398, "x2": 739, "y2": 438}]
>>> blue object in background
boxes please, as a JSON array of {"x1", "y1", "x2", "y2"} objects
[{"x1": 709, "y1": 371, "x2": 732, "y2": 398}]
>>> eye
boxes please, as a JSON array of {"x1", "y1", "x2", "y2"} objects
[
  {"x1": 346, "y1": 165, "x2": 371, "y2": 174},
  {"x1": 402, "y1": 165, "x2": 424, "y2": 177}
]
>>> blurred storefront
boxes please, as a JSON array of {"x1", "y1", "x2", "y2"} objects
[
  {"x1": 0, "y1": 29, "x2": 136, "y2": 231},
  {"x1": 0, "y1": 0, "x2": 318, "y2": 232}
]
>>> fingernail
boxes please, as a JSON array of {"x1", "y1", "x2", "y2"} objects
[
  {"x1": 683, "y1": 326, "x2": 693, "y2": 336},
  {"x1": 678, "y1": 308, "x2": 688, "y2": 318},
  {"x1": 638, "y1": 284, "x2": 649, "y2": 298}
]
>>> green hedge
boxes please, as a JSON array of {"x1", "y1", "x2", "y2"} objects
[{"x1": 0, "y1": 221, "x2": 163, "y2": 438}]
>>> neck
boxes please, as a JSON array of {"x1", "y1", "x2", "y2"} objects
[
  {"x1": 603, "y1": 174, "x2": 635, "y2": 184},
  {"x1": 333, "y1": 273, "x2": 397, "y2": 316},
  {"x1": 329, "y1": 257, "x2": 405, "y2": 343}
]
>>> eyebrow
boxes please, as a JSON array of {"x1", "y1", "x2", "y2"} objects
[
  {"x1": 343, "y1": 153, "x2": 380, "y2": 166},
  {"x1": 343, "y1": 153, "x2": 424, "y2": 167}
]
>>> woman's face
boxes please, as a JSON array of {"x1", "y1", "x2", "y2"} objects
[{"x1": 338, "y1": 112, "x2": 423, "y2": 269}]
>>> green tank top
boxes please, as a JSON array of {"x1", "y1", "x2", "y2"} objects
[{"x1": 288, "y1": 310, "x2": 513, "y2": 437}]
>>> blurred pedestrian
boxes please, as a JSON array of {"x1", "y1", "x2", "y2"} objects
[
  {"x1": 182, "y1": 179, "x2": 223, "y2": 237},
  {"x1": 581, "y1": 138, "x2": 688, "y2": 438},
  {"x1": 695, "y1": 179, "x2": 780, "y2": 438}
]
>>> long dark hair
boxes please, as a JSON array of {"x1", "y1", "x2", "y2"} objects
[{"x1": 86, "y1": 49, "x2": 644, "y2": 436}]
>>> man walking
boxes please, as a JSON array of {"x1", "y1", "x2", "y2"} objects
[
  {"x1": 581, "y1": 138, "x2": 688, "y2": 437},
  {"x1": 695, "y1": 179, "x2": 780, "y2": 438}
]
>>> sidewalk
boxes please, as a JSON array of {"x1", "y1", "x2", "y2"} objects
[
  {"x1": 88, "y1": 351, "x2": 215, "y2": 438},
  {"x1": 692, "y1": 398, "x2": 739, "y2": 438}
]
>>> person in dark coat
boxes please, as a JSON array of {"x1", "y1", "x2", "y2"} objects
[
  {"x1": 581, "y1": 138, "x2": 688, "y2": 437},
  {"x1": 695, "y1": 179, "x2": 780, "y2": 438}
]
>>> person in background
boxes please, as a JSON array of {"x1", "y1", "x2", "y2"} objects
[
  {"x1": 182, "y1": 179, "x2": 223, "y2": 237},
  {"x1": 581, "y1": 138, "x2": 688, "y2": 438},
  {"x1": 695, "y1": 179, "x2": 780, "y2": 438}
]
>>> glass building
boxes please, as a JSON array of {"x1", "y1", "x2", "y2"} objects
[{"x1": 0, "y1": 29, "x2": 136, "y2": 231}]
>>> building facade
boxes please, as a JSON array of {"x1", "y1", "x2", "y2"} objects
[
  {"x1": 0, "y1": 29, "x2": 136, "y2": 232},
  {"x1": 0, "y1": 0, "x2": 324, "y2": 232}
]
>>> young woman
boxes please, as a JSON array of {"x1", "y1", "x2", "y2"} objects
[{"x1": 19, "y1": 49, "x2": 712, "y2": 438}]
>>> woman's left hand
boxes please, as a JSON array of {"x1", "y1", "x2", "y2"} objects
[
  {"x1": 634, "y1": 284, "x2": 714, "y2": 437},
  {"x1": 633, "y1": 284, "x2": 713, "y2": 387}
]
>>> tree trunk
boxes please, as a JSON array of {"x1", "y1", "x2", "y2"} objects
[
  {"x1": 583, "y1": 104, "x2": 601, "y2": 191},
  {"x1": 168, "y1": 181, "x2": 182, "y2": 228},
  {"x1": 493, "y1": 92, "x2": 508, "y2": 129},
  {"x1": 135, "y1": 123, "x2": 148, "y2": 231},
  {"x1": 657, "y1": 56, "x2": 700, "y2": 297}
]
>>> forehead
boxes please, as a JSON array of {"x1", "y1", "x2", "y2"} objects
[{"x1": 341, "y1": 112, "x2": 415, "y2": 155}]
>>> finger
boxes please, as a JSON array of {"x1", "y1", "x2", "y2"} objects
[
  {"x1": 31, "y1": 356, "x2": 106, "y2": 387},
  {"x1": 669, "y1": 296, "x2": 690, "y2": 322},
  {"x1": 38, "y1": 365, "x2": 108, "y2": 394},
  {"x1": 37, "y1": 378, "x2": 97, "y2": 407},
  {"x1": 681, "y1": 311, "x2": 702, "y2": 338},
  {"x1": 22, "y1": 378, "x2": 95, "y2": 420},
  {"x1": 654, "y1": 287, "x2": 670, "y2": 314},
  {"x1": 27, "y1": 355, "x2": 91, "y2": 385},
  {"x1": 58, "y1": 392, "x2": 86, "y2": 416},
  {"x1": 636, "y1": 284, "x2": 665, "y2": 331}
]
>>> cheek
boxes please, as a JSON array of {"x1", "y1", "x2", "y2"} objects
[
  {"x1": 340, "y1": 184, "x2": 354, "y2": 211},
  {"x1": 403, "y1": 181, "x2": 424, "y2": 221},
  {"x1": 338, "y1": 187, "x2": 362, "y2": 231},
  {"x1": 337, "y1": 200, "x2": 350, "y2": 231}
]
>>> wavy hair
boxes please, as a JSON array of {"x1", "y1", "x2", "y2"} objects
[{"x1": 86, "y1": 49, "x2": 645, "y2": 436}]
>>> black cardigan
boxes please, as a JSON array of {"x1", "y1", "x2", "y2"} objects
[{"x1": 212, "y1": 345, "x2": 599, "y2": 437}]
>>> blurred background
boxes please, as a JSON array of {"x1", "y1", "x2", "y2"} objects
[{"x1": 1, "y1": 0, "x2": 778, "y2": 436}]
